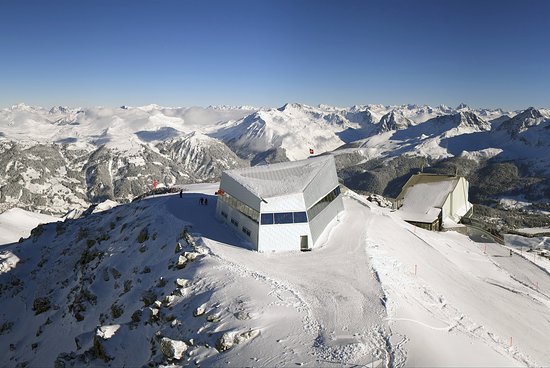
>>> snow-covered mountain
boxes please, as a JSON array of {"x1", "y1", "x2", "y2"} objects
[
  {"x1": 2, "y1": 101, "x2": 548, "y2": 217},
  {"x1": 1, "y1": 185, "x2": 549, "y2": 367},
  {"x1": 377, "y1": 111, "x2": 414, "y2": 133},
  {"x1": 212, "y1": 103, "x2": 376, "y2": 161},
  {"x1": 0, "y1": 105, "x2": 253, "y2": 214}
]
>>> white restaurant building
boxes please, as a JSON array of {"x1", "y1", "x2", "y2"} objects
[
  {"x1": 396, "y1": 173, "x2": 473, "y2": 231},
  {"x1": 215, "y1": 155, "x2": 343, "y2": 252}
]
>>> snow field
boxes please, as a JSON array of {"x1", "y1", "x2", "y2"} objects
[{"x1": 1, "y1": 183, "x2": 550, "y2": 367}]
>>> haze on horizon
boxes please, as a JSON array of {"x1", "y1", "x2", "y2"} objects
[{"x1": 1, "y1": 0, "x2": 549, "y2": 110}]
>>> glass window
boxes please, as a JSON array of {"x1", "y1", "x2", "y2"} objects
[
  {"x1": 307, "y1": 186, "x2": 341, "y2": 221},
  {"x1": 274, "y1": 212, "x2": 293, "y2": 224},
  {"x1": 219, "y1": 192, "x2": 259, "y2": 223},
  {"x1": 293, "y1": 212, "x2": 308, "y2": 223},
  {"x1": 261, "y1": 213, "x2": 274, "y2": 225}
]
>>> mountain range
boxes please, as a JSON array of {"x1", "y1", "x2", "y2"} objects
[{"x1": 1, "y1": 102, "x2": 549, "y2": 226}]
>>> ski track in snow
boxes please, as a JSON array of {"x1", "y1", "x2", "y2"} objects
[
  {"x1": 364, "y1": 202, "x2": 538, "y2": 367},
  {"x1": 366, "y1": 237, "x2": 533, "y2": 366}
]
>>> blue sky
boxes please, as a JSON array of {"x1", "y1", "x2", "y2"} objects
[{"x1": 1, "y1": 0, "x2": 549, "y2": 109}]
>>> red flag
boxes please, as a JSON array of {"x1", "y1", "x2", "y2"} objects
[
  {"x1": 309, "y1": 148, "x2": 314, "y2": 154},
  {"x1": 153, "y1": 179, "x2": 157, "y2": 189}
]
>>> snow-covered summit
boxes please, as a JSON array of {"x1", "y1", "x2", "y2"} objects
[
  {"x1": 377, "y1": 111, "x2": 414, "y2": 133},
  {"x1": 498, "y1": 107, "x2": 549, "y2": 136}
]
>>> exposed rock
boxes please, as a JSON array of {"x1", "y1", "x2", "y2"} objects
[
  {"x1": 175, "y1": 278, "x2": 188, "y2": 288},
  {"x1": 215, "y1": 332, "x2": 234, "y2": 352},
  {"x1": 193, "y1": 305, "x2": 205, "y2": 317},
  {"x1": 131, "y1": 310, "x2": 142, "y2": 323},
  {"x1": 234, "y1": 311, "x2": 251, "y2": 320},
  {"x1": 174, "y1": 242, "x2": 182, "y2": 253},
  {"x1": 96, "y1": 325, "x2": 120, "y2": 339},
  {"x1": 163, "y1": 295, "x2": 179, "y2": 307},
  {"x1": 160, "y1": 337, "x2": 188, "y2": 360},
  {"x1": 216, "y1": 329, "x2": 260, "y2": 352},
  {"x1": 234, "y1": 329, "x2": 260, "y2": 344},
  {"x1": 207, "y1": 314, "x2": 220, "y2": 323},
  {"x1": 184, "y1": 251, "x2": 199, "y2": 261},
  {"x1": 141, "y1": 290, "x2": 157, "y2": 307},
  {"x1": 93, "y1": 325, "x2": 120, "y2": 362},
  {"x1": 32, "y1": 297, "x2": 51, "y2": 315},
  {"x1": 145, "y1": 307, "x2": 159, "y2": 323},
  {"x1": 137, "y1": 228, "x2": 149, "y2": 243},
  {"x1": 175, "y1": 255, "x2": 187, "y2": 269}
]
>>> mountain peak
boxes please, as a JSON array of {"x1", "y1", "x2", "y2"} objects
[
  {"x1": 277, "y1": 102, "x2": 311, "y2": 112},
  {"x1": 49, "y1": 106, "x2": 70, "y2": 114},
  {"x1": 456, "y1": 103, "x2": 469, "y2": 110},
  {"x1": 378, "y1": 110, "x2": 413, "y2": 133}
]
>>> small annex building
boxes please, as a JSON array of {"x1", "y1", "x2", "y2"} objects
[
  {"x1": 215, "y1": 155, "x2": 344, "y2": 252},
  {"x1": 395, "y1": 173, "x2": 473, "y2": 231}
]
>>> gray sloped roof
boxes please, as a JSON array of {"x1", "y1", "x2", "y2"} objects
[
  {"x1": 398, "y1": 174, "x2": 460, "y2": 223},
  {"x1": 224, "y1": 155, "x2": 335, "y2": 199}
]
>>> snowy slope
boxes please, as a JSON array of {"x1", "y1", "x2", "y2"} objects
[
  {"x1": 0, "y1": 208, "x2": 60, "y2": 245},
  {"x1": 1, "y1": 185, "x2": 550, "y2": 367}
]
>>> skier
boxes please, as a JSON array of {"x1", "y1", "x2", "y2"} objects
[
  {"x1": 199, "y1": 197, "x2": 204, "y2": 205},
  {"x1": 204, "y1": 198, "x2": 208, "y2": 206},
  {"x1": 179, "y1": 190, "x2": 183, "y2": 198}
]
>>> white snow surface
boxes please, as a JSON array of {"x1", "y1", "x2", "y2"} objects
[
  {"x1": 1, "y1": 184, "x2": 549, "y2": 367},
  {"x1": 515, "y1": 227, "x2": 550, "y2": 235},
  {"x1": 0, "y1": 104, "x2": 256, "y2": 150},
  {"x1": 0, "y1": 207, "x2": 60, "y2": 245}
]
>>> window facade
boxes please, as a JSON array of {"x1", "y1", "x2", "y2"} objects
[
  {"x1": 293, "y1": 212, "x2": 308, "y2": 223},
  {"x1": 221, "y1": 210, "x2": 228, "y2": 219},
  {"x1": 219, "y1": 192, "x2": 259, "y2": 223},
  {"x1": 242, "y1": 226, "x2": 251, "y2": 236},
  {"x1": 260, "y1": 211, "x2": 309, "y2": 225},
  {"x1": 307, "y1": 186, "x2": 341, "y2": 221},
  {"x1": 274, "y1": 212, "x2": 293, "y2": 224},
  {"x1": 261, "y1": 213, "x2": 274, "y2": 225},
  {"x1": 230, "y1": 218, "x2": 239, "y2": 227}
]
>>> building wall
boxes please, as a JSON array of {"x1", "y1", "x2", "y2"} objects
[
  {"x1": 261, "y1": 193, "x2": 306, "y2": 213},
  {"x1": 442, "y1": 177, "x2": 471, "y2": 223},
  {"x1": 258, "y1": 222, "x2": 311, "y2": 252},
  {"x1": 217, "y1": 156, "x2": 342, "y2": 252},
  {"x1": 302, "y1": 156, "x2": 340, "y2": 209},
  {"x1": 309, "y1": 194, "x2": 344, "y2": 244},
  {"x1": 257, "y1": 194, "x2": 310, "y2": 252},
  {"x1": 219, "y1": 172, "x2": 261, "y2": 211},
  {"x1": 215, "y1": 199, "x2": 259, "y2": 250}
]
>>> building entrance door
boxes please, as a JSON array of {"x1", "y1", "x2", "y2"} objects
[{"x1": 300, "y1": 235, "x2": 310, "y2": 251}]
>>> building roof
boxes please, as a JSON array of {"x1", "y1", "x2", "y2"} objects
[
  {"x1": 398, "y1": 174, "x2": 461, "y2": 223},
  {"x1": 223, "y1": 155, "x2": 335, "y2": 199}
]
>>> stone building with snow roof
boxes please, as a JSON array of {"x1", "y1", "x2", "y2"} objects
[
  {"x1": 395, "y1": 173, "x2": 472, "y2": 231},
  {"x1": 215, "y1": 155, "x2": 343, "y2": 252}
]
